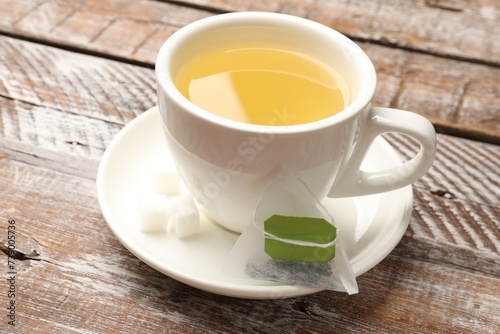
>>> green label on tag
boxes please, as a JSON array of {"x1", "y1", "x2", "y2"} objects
[{"x1": 264, "y1": 215, "x2": 336, "y2": 263}]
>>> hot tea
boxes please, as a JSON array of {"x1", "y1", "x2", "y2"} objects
[{"x1": 175, "y1": 43, "x2": 349, "y2": 126}]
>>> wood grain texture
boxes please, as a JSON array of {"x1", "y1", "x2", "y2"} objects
[
  {"x1": 0, "y1": 1, "x2": 498, "y2": 143},
  {"x1": 0, "y1": 35, "x2": 498, "y2": 272},
  {"x1": 0, "y1": 96, "x2": 119, "y2": 178},
  {"x1": 0, "y1": 157, "x2": 499, "y2": 334},
  {"x1": 384, "y1": 133, "x2": 500, "y2": 277},
  {"x1": 0, "y1": 0, "x2": 212, "y2": 63},
  {"x1": 0, "y1": 36, "x2": 155, "y2": 177},
  {"x1": 0, "y1": 36, "x2": 156, "y2": 123},
  {"x1": 3, "y1": 0, "x2": 498, "y2": 65},
  {"x1": 177, "y1": 0, "x2": 500, "y2": 65},
  {"x1": 363, "y1": 42, "x2": 500, "y2": 143},
  {"x1": 1, "y1": 33, "x2": 498, "y2": 148},
  {"x1": 0, "y1": 1, "x2": 499, "y2": 332}
]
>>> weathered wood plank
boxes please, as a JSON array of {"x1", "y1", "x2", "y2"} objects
[
  {"x1": 386, "y1": 132, "x2": 500, "y2": 277},
  {"x1": 0, "y1": 35, "x2": 498, "y2": 273},
  {"x1": 1, "y1": 33, "x2": 498, "y2": 144},
  {"x1": 0, "y1": 0, "x2": 212, "y2": 62},
  {"x1": 1, "y1": 99, "x2": 499, "y2": 279},
  {"x1": 0, "y1": 96, "x2": 120, "y2": 179},
  {"x1": 0, "y1": 36, "x2": 156, "y2": 124},
  {"x1": 0, "y1": 158, "x2": 499, "y2": 333},
  {"x1": 2, "y1": 0, "x2": 499, "y2": 66},
  {"x1": 0, "y1": 35, "x2": 157, "y2": 177},
  {"x1": 177, "y1": 0, "x2": 500, "y2": 66},
  {"x1": 364, "y1": 43, "x2": 500, "y2": 143},
  {"x1": 1, "y1": 1, "x2": 498, "y2": 333},
  {"x1": 2, "y1": 1, "x2": 500, "y2": 141}
]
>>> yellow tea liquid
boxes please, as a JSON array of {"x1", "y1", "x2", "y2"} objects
[{"x1": 175, "y1": 43, "x2": 349, "y2": 126}]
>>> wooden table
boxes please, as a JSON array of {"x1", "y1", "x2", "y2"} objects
[{"x1": 1, "y1": 1, "x2": 499, "y2": 333}]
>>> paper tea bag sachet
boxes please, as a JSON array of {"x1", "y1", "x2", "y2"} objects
[{"x1": 222, "y1": 173, "x2": 358, "y2": 294}]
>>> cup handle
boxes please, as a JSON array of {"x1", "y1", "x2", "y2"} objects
[{"x1": 328, "y1": 107, "x2": 436, "y2": 197}]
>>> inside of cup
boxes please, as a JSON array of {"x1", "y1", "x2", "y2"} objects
[{"x1": 166, "y1": 14, "x2": 376, "y2": 116}]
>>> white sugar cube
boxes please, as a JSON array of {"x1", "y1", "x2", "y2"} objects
[
  {"x1": 169, "y1": 195, "x2": 200, "y2": 238},
  {"x1": 152, "y1": 165, "x2": 181, "y2": 195},
  {"x1": 138, "y1": 194, "x2": 171, "y2": 232}
]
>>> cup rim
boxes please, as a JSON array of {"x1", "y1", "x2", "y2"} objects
[{"x1": 156, "y1": 11, "x2": 376, "y2": 134}]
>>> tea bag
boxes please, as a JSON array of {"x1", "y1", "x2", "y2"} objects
[{"x1": 222, "y1": 172, "x2": 358, "y2": 294}]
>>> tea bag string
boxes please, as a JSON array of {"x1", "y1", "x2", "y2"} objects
[{"x1": 258, "y1": 227, "x2": 337, "y2": 249}]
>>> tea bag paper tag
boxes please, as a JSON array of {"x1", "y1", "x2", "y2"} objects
[
  {"x1": 262, "y1": 214, "x2": 337, "y2": 263},
  {"x1": 221, "y1": 173, "x2": 358, "y2": 294}
]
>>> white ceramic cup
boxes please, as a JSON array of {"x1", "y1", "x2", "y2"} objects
[{"x1": 156, "y1": 12, "x2": 436, "y2": 233}]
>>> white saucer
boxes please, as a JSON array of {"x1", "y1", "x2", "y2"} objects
[{"x1": 96, "y1": 107, "x2": 412, "y2": 299}]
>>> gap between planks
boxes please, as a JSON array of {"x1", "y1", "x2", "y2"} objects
[
  {"x1": 2, "y1": 0, "x2": 500, "y2": 70},
  {"x1": 0, "y1": 30, "x2": 155, "y2": 69}
]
